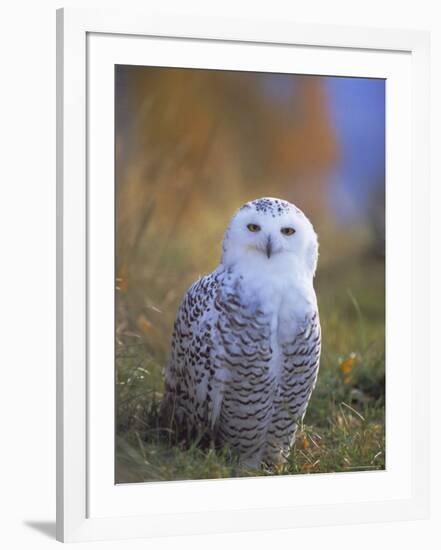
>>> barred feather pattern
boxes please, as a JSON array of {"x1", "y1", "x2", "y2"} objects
[
  {"x1": 263, "y1": 311, "x2": 321, "y2": 464},
  {"x1": 162, "y1": 266, "x2": 321, "y2": 467}
]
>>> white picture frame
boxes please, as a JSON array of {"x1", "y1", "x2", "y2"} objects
[{"x1": 56, "y1": 7, "x2": 430, "y2": 543}]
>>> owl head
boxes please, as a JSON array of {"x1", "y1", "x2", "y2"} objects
[{"x1": 221, "y1": 197, "x2": 319, "y2": 280}]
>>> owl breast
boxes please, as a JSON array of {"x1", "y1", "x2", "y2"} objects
[{"x1": 213, "y1": 270, "x2": 320, "y2": 467}]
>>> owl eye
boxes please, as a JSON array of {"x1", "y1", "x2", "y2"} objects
[
  {"x1": 247, "y1": 223, "x2": 261, "y2": 232},
  {"x1": 281, "y1": 227, "x2": 296, "y2": 236}
]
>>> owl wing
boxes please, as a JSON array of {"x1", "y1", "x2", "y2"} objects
[{"x1": 162, "y1": 268, "x2": 228, "y2": 435}]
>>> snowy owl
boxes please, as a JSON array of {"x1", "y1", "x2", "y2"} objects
[{"x1": 161, "y1": 197, "x2": 321, "y2": 467}]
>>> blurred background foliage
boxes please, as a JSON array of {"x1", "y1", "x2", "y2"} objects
[{"x1": 115, "y1": 66, "x2": 385, "y2": 482}]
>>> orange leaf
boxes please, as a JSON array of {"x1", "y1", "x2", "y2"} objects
[
  {"x1": 138, "y1": 315, "x2": 153, "y2": 334},
  {"x1": 340, "y1": 353, "x2": 356, "y2": 375}
]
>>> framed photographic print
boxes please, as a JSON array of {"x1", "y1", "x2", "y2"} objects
[{"x1": 56, "y1": 7, "x2": 430, "y2": 543}]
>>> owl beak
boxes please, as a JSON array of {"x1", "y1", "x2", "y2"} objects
[{"x1": 266, "y1": 236, "x2": 272, "y2": 259}]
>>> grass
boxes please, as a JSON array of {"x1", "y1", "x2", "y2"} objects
[{"x1": 115, "y1": 252, "x2": 385, "y2": 483}]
